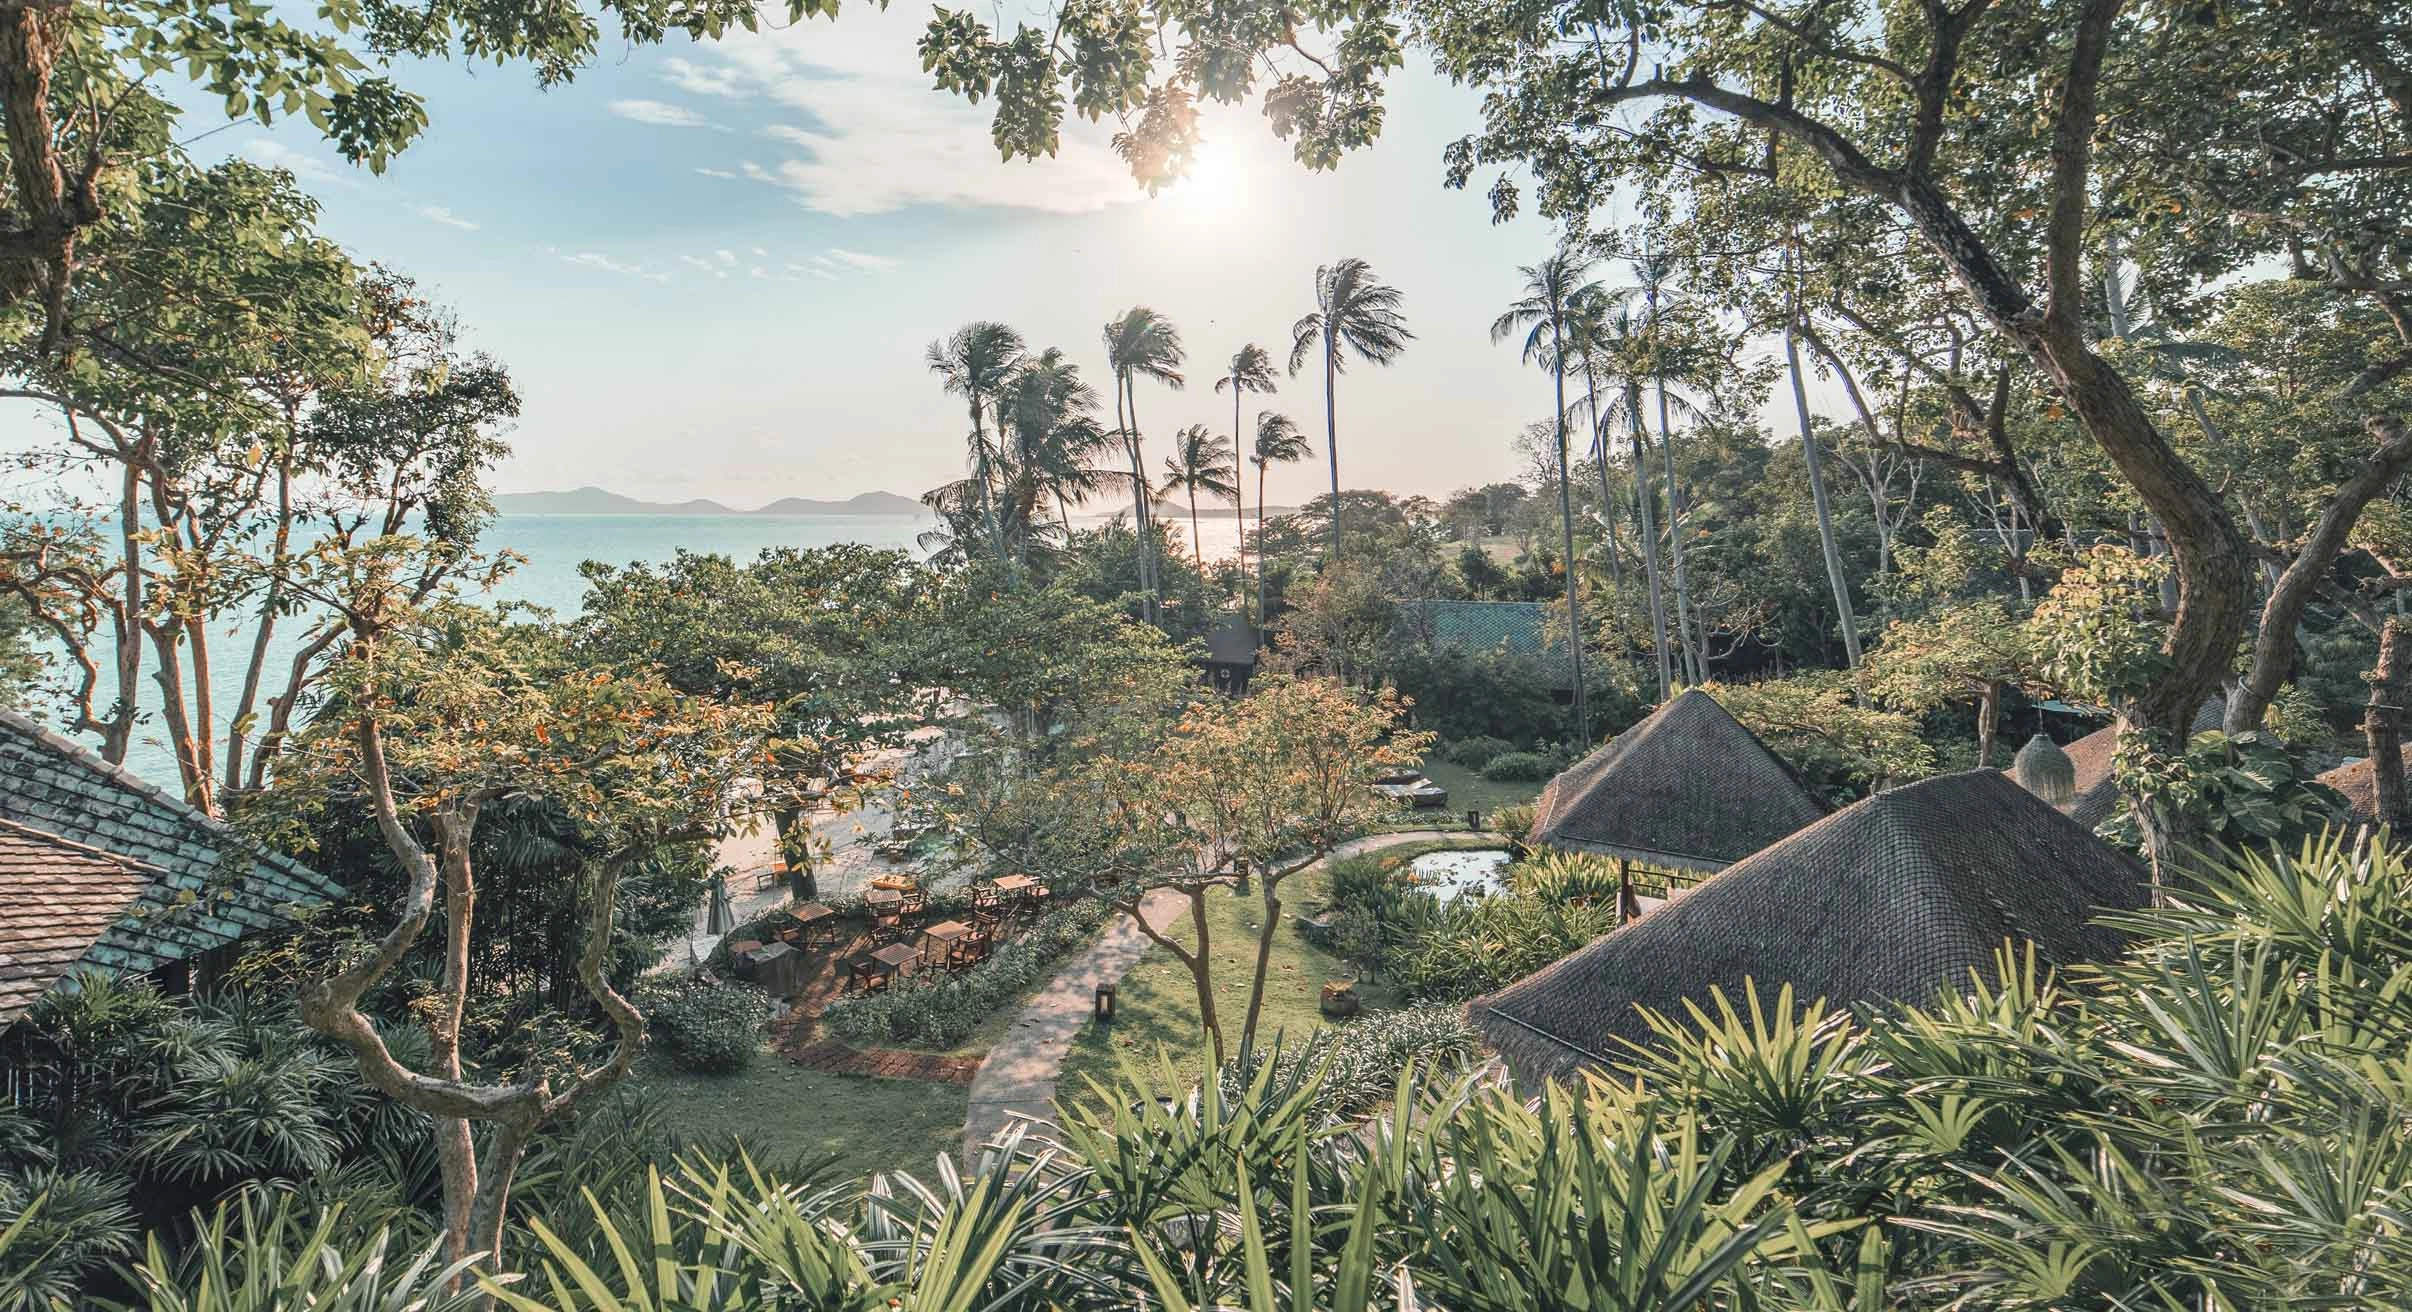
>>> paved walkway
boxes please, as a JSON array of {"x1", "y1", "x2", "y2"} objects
[{"x1": 959, "y1": 827, "x2": 1500, "y2": 1157}]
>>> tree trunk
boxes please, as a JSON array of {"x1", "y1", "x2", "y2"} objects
[
  {"x1": 1550, "y1": 329, "x2": 1590, "y2": 746},
  {"x1": 1783, "y1": 295, "x2": 1865, "y2": 675},
  {"x1": 1582, "y1": 368, "x2": 1623, "y2": 588},
  {"x1": 1976, "y1": 680, "x2": 2001, "y2": 768},
  {"x1": 1232, "y1": 387, "x2": 1248, "y2": 585},
  {"x1": 1653, "y1": 370, "x2": 1702, "y2": 683},
  {"x1": 970, "y1": 402, "x2": 1012, "y2": 585},
  {"x1": 1188, "y1": 486, "x2": 1202, "y2": 572},
  {"x1": 1188, "y1": 888, "x2": 1224, "y2": 1066},
  {"x1": 1118, "y1": 376, "x2": 1156, "y2": 621},
  {"x1": 1626, "y1": 384, "x2": 1672, "y2": 701},
  {"x1": 1238, "y1": 874, "x2": 1285, "y2": 1057},
  {"x1": 2368, "y1": 615, "x2": 2409, "y2": 830},
  {"x1": 1255, "y1": 462, "x2": 1269, "y2": 625},
  {"x1": 1323, "y1": 339, "x2": 1342, "y2": 563}
]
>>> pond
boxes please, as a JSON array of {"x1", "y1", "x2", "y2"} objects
[{"x1": 1407, "y1": 848, "x2": 1514, "y2": 902}]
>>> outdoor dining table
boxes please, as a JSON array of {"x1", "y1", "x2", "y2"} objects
[
  {"x1": 865, "y1": 887, "x2": 904, "y2": 911},
  {"x1": 992, "y1": 874, "x2": 1037, "y2": 900},
  {"x1": 789, "y1": 901, "x2": 835, "y2": 927},
  {"x1": 868, "y1": 940, "x2": 920, "y2": 979},
  {"x1": 920, "y1": 919, "x2": 971, "y2": 962}
]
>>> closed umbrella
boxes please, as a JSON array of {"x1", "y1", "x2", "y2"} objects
[{"x1": 705, "y1": 873, "x2": 735, "y2": 936}]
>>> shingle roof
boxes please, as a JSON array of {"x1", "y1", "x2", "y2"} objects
[
  {"x1": 1526, "y1": 690, "x2": 1829, "y2": 874},
  {"x1": 1202, "y1": 619, "x2": 1260, "y2": 666},
  {"x1": 0, "y1": 819, "x2": 155, "y2": 1022},
  {"x1": 1394, "y1": 600, "x2": 1573, "y2": 690},
  {"x1": 2317, "y1": 747, "x2": 2412, "y2": 826},
  {"x1": 0, "y1": 713, "x2": 343, "y2": 976},
  {"x1": 1473, "y1": 769, "x2": 2151, "y2": 1082}
]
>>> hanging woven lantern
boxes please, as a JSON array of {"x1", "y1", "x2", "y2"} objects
[{"x1": 2012, "y1": 733, "x2": 2077, "y2": 809}]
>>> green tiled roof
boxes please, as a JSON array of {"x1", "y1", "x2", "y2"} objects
[
  {"x1": 0, "y1": 713, "x2": 344, "y2": 977},
  {"x1": 1394, "y1": 600, "x2": 1573, "y2": 689}
]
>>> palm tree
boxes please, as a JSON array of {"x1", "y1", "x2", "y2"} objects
[
  {"x1": 1493, "y1": 247, "x2": 1601, "y2": 745},
  {"x1": 925, "y1": 322, "x2": 1027, "y2": 582},
  {"x1": 1778, "y1": 240, "x2": 1864, "y2": 677},
  {"x1": 1288, "y1": 258, "x2": 1411, "y2": 561},
  {"x1": 1249, "y1": 412, "x2": 1311, "y2": 624},
  {"x1": 1635, "y1": 249, "x2": 1704, "y2": 682},
  {"x1": 1001, "y1": 347, "x2": 1125, "y2": 540},
  {"x1": 1102, "y1": 307, "x2": 1186, "y2": 622},
  {"x1": 1214, "y1": 344, "x2": 1279, "y2": 584},
  {"x1": 1579, "y1": 295, "x2": 1673, "y2": 699},
  {"x1": 1159, "y1": 423, "x2": 1240, "y2": 573}
]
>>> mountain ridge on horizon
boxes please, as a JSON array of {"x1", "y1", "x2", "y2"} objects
[{"x1": 494, "y1": 486, "x2": 928, "y2": 516}]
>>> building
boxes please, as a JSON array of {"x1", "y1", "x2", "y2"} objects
[
  {"x1": 1392, "y1": 600, "x2": 1575, "y2": 692},
  {"x1": 0, "y1": 713, "x2": 344, "y2": 1020}
]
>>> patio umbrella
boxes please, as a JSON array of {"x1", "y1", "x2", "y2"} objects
[{"x1": 704, "y1": 873, "x2": 735, "y2": 935}]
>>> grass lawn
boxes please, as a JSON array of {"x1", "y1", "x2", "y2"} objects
[
  {"x1": 626, "y1": 1052, "x2": 967, "y2": 1182},
  {"x1": 1410, "y1": 760, "x2": 1545, "y2": 821},
  {"x1": 1054, "y1": 857, "x2": 1412, "y2": 1114}
]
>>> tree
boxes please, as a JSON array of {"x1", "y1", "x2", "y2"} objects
[
  {"x1": 1287, "y1": 259, "x2": 1412, "y2": 561},
  {"x1": 1866, "y1": 601, "x2": 2038, "y2": 768},
  {"x1": 278, "y1": 604, "x2": 778, "y2": 1280},
  {"x1": 1248, "y1": 413, "x2": 1312, "y2": 625},
  {"x1": 1161, "y1": 675, "x2": 1430, "y2": 1057},
  {"x1": 1214, "y1": 344, "x2": 1280, "y2": 583},
  {"x1": 1779, "y1": 244, "x2": 1865, "y2": 679},
  {"x1": 1102, "y1": 307, "x2": 1185, "y2": 622},
  {"x1": 1159, "y1": 423, "x2": 1239, "y2": 573},
  {"x1": 1493, "y1": 246, "x2": 1600, "y2": 745},
  {"x1": 924, "y1": 322, "x2": 1027, "y2": 583}
]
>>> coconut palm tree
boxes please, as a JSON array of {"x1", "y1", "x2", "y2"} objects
[
  {"x1": 1288, "y1": 259, "x2": 1412, "y2": 561},
  {"x1": 1102, "y1": 307, "x2": 1186, "y2": 621},
  {"x1": 1635, "y1": 249, "x2": 1705, "y2": 683},
  {"x1": 1001, "y1": 347, "x2": 1126, "y2": 539},
  {"x1": 1578, "y1": 295, "x2": 1673, "y2": 699},
  {"x1": 1214, "y1": 344, "x2": 1279, "y2": 581},
  {"x1": 1249, "y1": 412, "x2": 1311, "y2": 624},
  {"x1": 1159, "y1": 423, "x2": 1240, "y2": 573},
  {"x1": 925, "y1": 322, "x2": 1027, "y2": 582},
  {"x1": 1778, "y1": 240, "x2": 1864, "y2": 677},
  {"x1": 1494, "y1": 247, "x2": 1601, "y2": 745}
]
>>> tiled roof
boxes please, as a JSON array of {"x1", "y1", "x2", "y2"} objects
[
  {"x1": 0, "y1": 713, "x2": 344, "y2": 977},
  {"x1": 2317, "y1": 747, "x2": 2412, "y2": 826},
  {"x1": 1394, "y1": 600, "x2": 1573, "y2": 689},
  {"x1": 0, "y1": 818, "x2": 154, "y2": 1022},
  {"x1": 2023, "y1": 698, "x2": 2226, "y2": 830},
  {"x1": 1474, "y1": 770, "x2": 2150, "y2": 1082},
  {"x1": 1526, "y1": 690, "x2": 1830, "y2": 874}
]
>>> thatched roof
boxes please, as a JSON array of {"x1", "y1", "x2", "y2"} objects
[
  {"x1": 2030, "y1": 697, "x2": 2227, "y2": 830},
  {"x1": 1473, "y1": 769, "x2": 2151, "y2": 1083},
  {"x1": 2317, "y1": 748, "x2": 2412, "y2": 827},
  {"x1": 1526, "y1": 690, "x2": 1828, "y2": 874}
]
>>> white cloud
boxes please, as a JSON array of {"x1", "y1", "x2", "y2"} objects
[
  {"x1": 822, "y1": 247, "x2": 899, "y2": 273},
  {"x1": 678, "y1": 254, "x2": 730, "y2": 280},
  {"x1": 786, "y1": 262, "x2": 836, "y2": 282},
  {"x1": 714, "y1": 249, "x2": 738, "y2": 266},
  {"x1": 552, "y1": 248, "x2": 670, "y2": 283},
  {"x1": 609, "y1": 99, "x2": 720, "y2": 130},
  {"x1": 695, "y1": 167, "x2": 741, "y2": 180},
  {"x1": 414, "y1": 204, "x2": 480, "y2": 231},
  {"x1": 665, "y1": 17, "x2": 1138, "y2": 216},
  {"x1": 237, "y1": 138, "x2": 355, "y2": 188},
  {"x1": 661, "y1": 57, "x2": 744, "y2": 98}
]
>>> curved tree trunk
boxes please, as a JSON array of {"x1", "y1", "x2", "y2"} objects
[
  {"x1": 1626, "y1": 383, "x2": 1672, "y2": 701},
  {"x1": 1654, "y1": 374, "x2": 1703, "y2": 684}
]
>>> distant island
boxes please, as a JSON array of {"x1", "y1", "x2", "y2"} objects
[{"x1": 494, "y1": 487, "x2": 928, "y2": 516}]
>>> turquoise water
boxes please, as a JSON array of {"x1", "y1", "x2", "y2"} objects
[{"x1": 70, "y1": 512, "x2": 935, "y2": 787}]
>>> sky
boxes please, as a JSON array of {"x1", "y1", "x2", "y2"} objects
[{"x1": 176, "y1": 7, "x2": 1587, "y2": 510}]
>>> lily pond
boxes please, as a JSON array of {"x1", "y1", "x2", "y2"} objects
[{"x1": 1407, "y1": 848, "x2": 1514, "y2": 902}]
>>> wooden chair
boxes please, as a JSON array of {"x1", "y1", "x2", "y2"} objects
[
  {"x1": 953, "y1": 928, "x2": 993, "y2": 968},
  {"x1": 971, "y1": 907, "x2": 1004, "y2": 936},
  {"x1": 868, "y1": 914, "x2": 906, "y2": 946},
  {"x1": 970, "y1": 883, "x2": 1001, "y2": 914},
  {"x1": 899, "y1": 886, "x2": 928, "y2": 917},
  {"x1": 847, "y1": 958, "x2": 891, "y2": 995}
]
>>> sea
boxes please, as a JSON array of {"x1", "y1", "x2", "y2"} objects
[{"x1": 57, "y1": 512, "x2": 938, "y2": 788}]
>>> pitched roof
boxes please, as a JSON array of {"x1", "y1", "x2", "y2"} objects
[
  {"x1": 0, "y1": 819, "x2": 156, "y2": 1022},
  {"x1": 2035, "y1": 697, "x2": 2227, "y2": 830},
  {"x1": 1393, "y1": 600, "x2": 1573, "y2": 689},
  {"x1": 1473, "y1": 769, "x2": 2150, "y2": 1082},
  {"x1": 1202, "y1": 619, "x2": 1260, "y2": 666},
  {"x1": 1526, "y1": 690, "x2": 1829, "y2": 874},
  {"x1": 0, "y1": 713, "x2": 343, "y2": 976},
  {"x1": 2317, "y1": 747, "x2": 2412, "y2": 826}
]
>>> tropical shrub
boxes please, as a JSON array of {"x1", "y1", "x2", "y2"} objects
[
  {"x1": 1221, "y1": 1005, "x2": 1479, "y2": 1119},
  {"x1": 635, "y1": 975, "x2": 775, "y2": 1074},
  {"x1": 820, "y1": 899, "x2": 1110, "y2": 1048},
  {"x1": 1488, "y1": 800, "x2": 1537, "y2": 839},
  {"x1": 1479, "y1": 750, "x2": 1550, "y2": 782},
  {"x1": 1443, "y1": 734, "x2": 1515, "y2": 769},
  {"x1": 1383, "y1": 891, "x2": 1623, "y2": 1001}
]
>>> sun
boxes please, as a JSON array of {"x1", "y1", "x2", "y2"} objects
[{"x1": 1160, "y1": 144, "x2": 1247, "y2": 224}]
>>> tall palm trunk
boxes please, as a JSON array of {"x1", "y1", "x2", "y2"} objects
[
  {"x1": 970, "y1": 401, "x2": 1013, "y2": 586},
  {"x1": 1549, "y1": 323, "x2": 1590, "y2": 746},
  {"x1": 1581, "y1": 366, "x2": 1623, "y2": 587},
  {"x1": 1187, "y1": 485, "x2": 1203, "y2": 571},
  {"x1": 1322, "y1": 333, "x2": 1341, "y2": 562},
  {"x1": 1116, "y1": 373, "x2": 1155, "y2": 620},
  {"x1": 1626, "y1": 382, "x2": 1672, "y2": 700},
  {"x1": 1783, "y1": 292, "x2": 1864, "y2": 677},
  {"x1": 1232, "y1": 388, "x2": 1248, "y2": 593},
  {"x1": 1254, "y1": 460, "x2": 1269, "y2": 625},
  {"x1": 1653, "y1": 372, "x2": 1702, "y2": 683}
]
